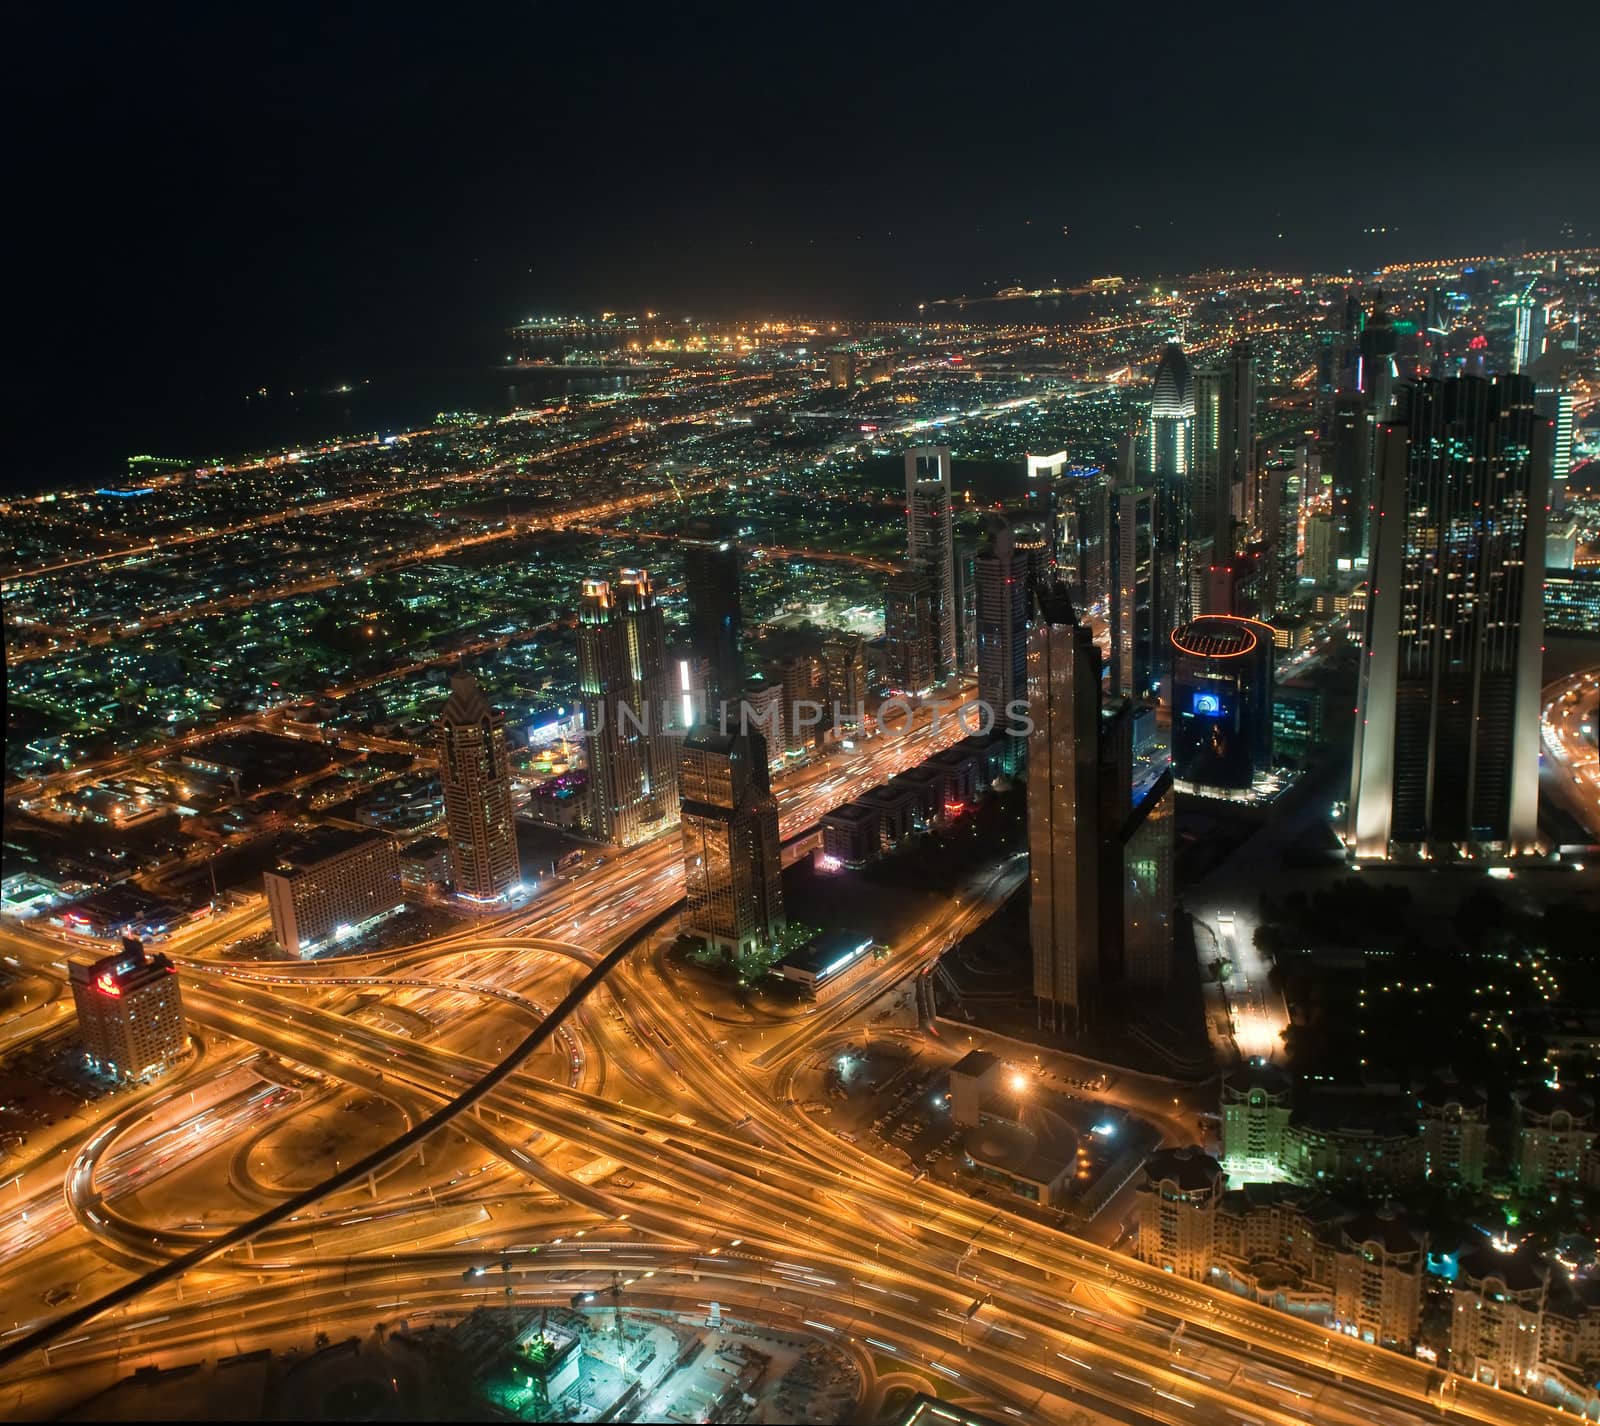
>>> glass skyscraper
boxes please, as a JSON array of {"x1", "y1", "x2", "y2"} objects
[{"x1": 1349, "y1": 375, "x2": 1549, "y2": 858}]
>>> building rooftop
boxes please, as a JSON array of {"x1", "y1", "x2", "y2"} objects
[
  {"x1": 273, "y1": 824, "x2": 390, "y2": 875},
  {"x1": 1457, "y1": 1245, "x2": 1548, "y2": 1295},
  {"x1": 778, "y1": 929, "x2": 874, "y2": 978},
  {"x1": 963, "y1": 1117, "x2": 1076, "y2": 1190},
  {"x1": 950, "y1": 1049, "x2": 1000, "y2": 1079},
  {"x1": 1341, "y1": 1205, "x2": 1424, "y2": 1257},
  {"x1": 1142, "y1": 1146, "x2": 1223, "y2": 1193},
  {"x1": 440, "y1": 670, "x2": 497, "y2": 727},
  {"x1": 820, "y1": 801, "x2": 878, "y2": 825}
]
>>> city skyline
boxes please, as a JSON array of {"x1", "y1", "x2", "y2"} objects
[{"x1": 4, "y1": 11, "x2": 1600, "y2": 1419}]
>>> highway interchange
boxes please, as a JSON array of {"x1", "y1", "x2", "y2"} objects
[{"x1": 0, "y1": 685, "x2": 1581, "y2": 1424}]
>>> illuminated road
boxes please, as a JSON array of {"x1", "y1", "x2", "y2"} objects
[{"x1": 1540, "y1": 669, "x2": 1600, "y2": 840}]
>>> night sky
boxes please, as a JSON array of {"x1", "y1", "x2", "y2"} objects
[{"x1": 12, "y1": 2, "x2": 1598, "y2": 487}]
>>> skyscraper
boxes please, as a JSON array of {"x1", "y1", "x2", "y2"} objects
[
  {"x1": 1357, "y1": 289, "x2": 1399, "y2": 419},
  {"x1": 905, "y1": 446, "x2": 957, "y2": 680},
  {"x1": 1107, "y1": 484, "x2": 1161, "y2": 700},
  {"x1": 1171, "y1": 616, "x2": 1275, "y2": 791},
  {"x1": 1192, "y1": 366, "x2": 1225, "y2": 560},
  {"x1": 823, "y1": 631, "x2": 868, "y2": 734},
  {"x1": 1148, "y1": 342, "x2": 1195, "y2": 481},
  {"x1": 1329, "y1": 392, "x2": 1374, "y2": 565},
  {"x1": 681, "y1": 521, "x2": 743, "y2": 717},
  {"x1": 678, "y1": 729, "x2": 785, "y2": 959},
  {"x1": 1533, "y1": 366, "x2": 1574, "y2": 491},
  {"x1": 884, "y1": 565, "x2": 937, "y2": 694},
  {"x1": 1349, "y1": 376, "x2": 1549, "y2": 858},
  {"x1": 1191, "y1": 342, "x2": 1257, "y2": 583},
  {"x1": 1028, "y1": 583, "x2": 1103, "y2": 1034},
  {"x1": 953, "y1": 531, "x2": 980, "y2": 677},
  {"x1": 976, "y1": 524, "x2": 1028, "y2": 722},
  {"x1": 434, "y1": 669, "x2": 522, "y2": 902},
  {"x1": 578, "y1": 571, "x2": 680, "y2": 847}
]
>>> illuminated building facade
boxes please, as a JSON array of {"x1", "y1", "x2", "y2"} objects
[
  {"x1": 1330, "y1": 1210, "x2": 1426, "y2": 1349},
  {"x1": 434, "y1": 669, "x2": 522, "y2": 901},
  {"x1": 1221, "y1": 1064, "x2": 1294, "y2": 1184},
  {"x1": 1135, "y1": 1146, "x2": 1225, "y2": 1280},
  {"x1": 1349, "y1": 376, "x2": 1548, "y2": 859},
  {"x1": 1450, "y1": 1248, "x2": 1548, "y2": 1390},
  {"x1": 578, "y1": 571, "x2": 679, "y2": 846},
  {"x1": 263, "y1": 825, "x2": 403, "y2": 957},
  {"x1": 69, "y1": 937, "x2": 186, "y2": 1082},
  {"x1": 905, "y1": 446, "x2": 957, "y2": 680},
  {"x1": 678, "y1": 729, "x2": 785, "y2": 959},
  {"x1": 1170, "y1": 616, "x2": 1275, "y2": 791},
  {"x1": 1148, "y1": 342, "x2": 1195, "y2": 480},
  {"x1": 1191, "y1": 341, "x2": 1257, "y2": 587}
]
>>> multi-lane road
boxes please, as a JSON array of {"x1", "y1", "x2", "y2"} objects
[
  {"x1": 0, "y1": 685, "x2": 1572, "y2": 1423},
  {"x1": 1541, "y1": 669, "x2": 1600, "y2": 840}
]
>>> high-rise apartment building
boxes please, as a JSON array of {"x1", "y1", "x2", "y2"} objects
[
  {"x1": 776, "y1": 652, "x2": 821, "y2": 757},
  {"x1": 1135, "y1": 1147, "x2": 1225, "y2": 1280},
  {"x1": 681, "y1": 522, "x2": 744, "y2": 717},
  {"x1": 1450, "y1": 1248, "x2": 1548, "y2": 1389},
  {"x1": 1349, "y1": 376, "x2": 1549, "y2": 859},
  {"x1": 434, "y1": 669, "x2": 522, "y2": 901},
  {"x1": 678, "y1": 729, "x2": 785, "y2": 959},
  {"x1": 70, "y1": 937, "x2": 187, "y2": 1082},
  {"x1": 578, "y1": 571, "x2": 680, "y2": 847},
  {"x1": 905, "y1": 446, "x2": 957, "y2": 680},
  {"x1": 263, "y1": 825, "x2": 403, "y2": 957},
  {"x1": 1331, "y1": 1209, "x2": 1426, "y2": 1350},
  {"x1": 1417, "y1": 1081, "x2": 1489, "y2": 1188},
  {"x1": 975, "y1": 524, "x2": 1028, "y2": 721}
]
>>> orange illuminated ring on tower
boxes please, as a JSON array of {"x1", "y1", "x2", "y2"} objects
[{"x1": 1169, "y1": 615, "x2": 1272, "y2": 660}]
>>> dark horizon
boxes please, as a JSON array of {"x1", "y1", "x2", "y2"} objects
[{"x1": 12, "y1": 2, "x2": 1600, "y2": 488}]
